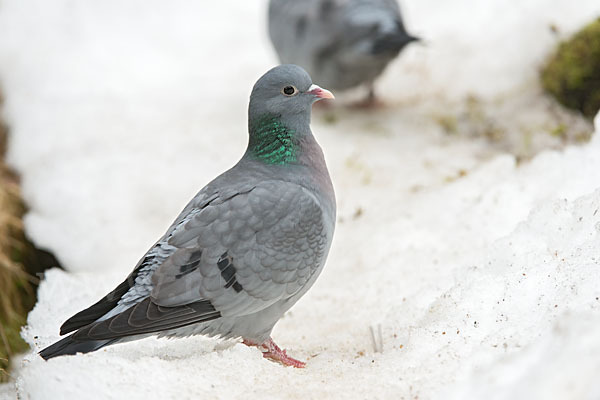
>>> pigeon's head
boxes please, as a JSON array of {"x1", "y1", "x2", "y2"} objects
[{"x1": 249, "y1": 64, "x2": 334, "y2": 121}]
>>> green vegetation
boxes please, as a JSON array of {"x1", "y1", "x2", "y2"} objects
[{"x1": 541, "y1": 18, "x2": 600, "y2": 119}]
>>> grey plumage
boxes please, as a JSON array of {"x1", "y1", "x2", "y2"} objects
[
  {"x1": 268, "y1": 0, "x2": 419, "y2": 93},
  {"x1": 40, "y1": 65, "x2": 336, "y2": 366}
]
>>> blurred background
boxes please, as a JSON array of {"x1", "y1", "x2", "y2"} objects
[{"x1": 0, "y1": 0, "x2": 599, "y2": 398}]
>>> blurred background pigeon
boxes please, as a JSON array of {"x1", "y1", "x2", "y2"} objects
[{"x1": 268, "y1": 0, "x2": 419, "y2": 104}]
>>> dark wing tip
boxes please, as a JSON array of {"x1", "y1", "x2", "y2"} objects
[
  {"x1": 43, "y1": 298, "x2": 221, "y2": 359},
  {"x1": 59, "y1": 276, "x2": 137, "y2": 335},
  {"x1": 72, "y1": 298, "x2": 221, "y2": 341},
  {"x1": 39, "y1": 334, "x2": 115, "y2": 360}
]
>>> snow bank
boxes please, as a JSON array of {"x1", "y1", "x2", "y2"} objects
[
  {"x1": 0, "y1": 0, "x2": 599, "y2": 399},
  {"x1": 13, "y1": 115, "x2": 600, "y2": 399}
]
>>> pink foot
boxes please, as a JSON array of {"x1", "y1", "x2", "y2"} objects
[{"x1": 243, "y1": 338, "x2": 306, "y2": 368}]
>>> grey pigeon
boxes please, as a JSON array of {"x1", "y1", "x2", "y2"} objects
[
  {"x1": 269, "y1": 0, "x2": 419, "y2": 102},
  {"x1": 39, "y1": 64, "x2": 336, "y2": 368}
]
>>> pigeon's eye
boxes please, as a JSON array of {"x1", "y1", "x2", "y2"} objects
[{"x1": 282, "y1": 85, "x2": 297, "y2": 96}]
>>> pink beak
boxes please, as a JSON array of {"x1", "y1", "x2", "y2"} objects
[{"x1": 307, "y1": 84, "x2": 335, "y2": 100}]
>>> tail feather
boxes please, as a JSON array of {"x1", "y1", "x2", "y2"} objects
[
  {"x1": 39, "y1": 334, "x2": 116, "y2": 360},
  {"x1": 371, "y1": 31, "x2": 419, "y2": 54}
]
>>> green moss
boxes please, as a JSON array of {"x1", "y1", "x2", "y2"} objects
[
  {"x1": 321, "y1": 111, "x2": 339, "y2": 125},
  {"x1": 549, "y1": 123, "x2": 568, "y2": 139},
  {"x1": 541, "y1": 18, "x2": 600, "y2": 118}
]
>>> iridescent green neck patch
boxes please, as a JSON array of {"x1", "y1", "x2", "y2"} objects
[{"x1": 249, "y1": 115, "x2": 297, "y2": 165}]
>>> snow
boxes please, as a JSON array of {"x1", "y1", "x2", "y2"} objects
[{"x1": 0, "y1": 0, "x2": 599, "y2": 399}]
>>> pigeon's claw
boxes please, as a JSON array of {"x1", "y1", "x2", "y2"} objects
[{"x1": 243, "y1": 337, "x2": 306, "y2": 368}]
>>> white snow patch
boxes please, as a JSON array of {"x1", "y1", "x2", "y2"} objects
[
  {"x1": 0, "y1": 0, "x2": 599, "y2": 399},
  {"x1": 0, "y1": 383, "x2": 16, "y2": 400}
]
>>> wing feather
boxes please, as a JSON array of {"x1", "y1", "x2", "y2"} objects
[
  {"x1": 72, "y1": 298, "x2": 220, "y2": 341},
  {"x1": 60, "y1": 179, "x2": 328, "y2": 343},
  {"x1": 151, "y1": 180, "x2": 328, "y2": 319}
]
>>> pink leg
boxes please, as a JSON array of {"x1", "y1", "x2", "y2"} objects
[
  {"x1": 243, "y1": 337, "x2": 306, "y2": 368},
  {"x1": 350, "y1": 84, "x2": 386, "y2": 109}
]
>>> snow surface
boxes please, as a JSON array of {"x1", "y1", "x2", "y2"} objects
[{"x1": 0, "y1": 0, "x2": 600, "y2": 399}]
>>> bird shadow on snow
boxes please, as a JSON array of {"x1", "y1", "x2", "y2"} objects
[{"x1": 100, "y1": 336, "x2": 228, "y2": 362}]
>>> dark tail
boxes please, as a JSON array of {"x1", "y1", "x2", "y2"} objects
[
  {"x1": 39, "y1": 334, "x2": 116, "y2": 360},
  {"x1": 372, "y1": 31, "x2": 420, "y2": 55}
]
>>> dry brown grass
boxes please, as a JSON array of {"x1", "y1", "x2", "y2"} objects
[{"x1": 0, "y1": 97, "x2": 38, "y2": 382}]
